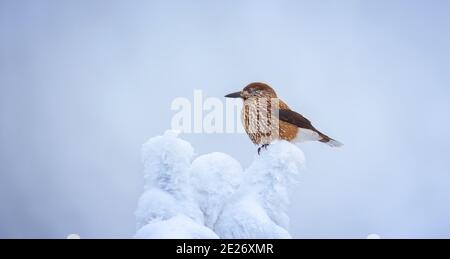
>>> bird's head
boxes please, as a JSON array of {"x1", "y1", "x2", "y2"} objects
[{"x1": 225, "y1": 82, "x2": 277, "y2": 100}]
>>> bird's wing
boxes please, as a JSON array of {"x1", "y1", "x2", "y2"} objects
[{"x1": 277, "y1": 109, "x2": 319, "y2": 132}]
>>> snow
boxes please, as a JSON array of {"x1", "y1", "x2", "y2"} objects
[
  {"x1": 135, "y1": 214, "x2": 219, "y2": 239},
  {"x1": 244, "y1": 141, "x2": 305, "y2": 229},
  {"x1": 141, "y1": 130, "x2": 193, "y2": 196},
  {"x1": 135, "y1": 189, "x2": 179, "y2": 229},
  {"x1": 190, "y1": 152, "x2": 243, "y2": 229},
  {"x1": 214, "y1": 141, "x2": 304, "y2": 238},
  {"x1": 214, "y1": 193, "x2": 291, "y2": 239},
  {"x1": 135, "y1": 130, "x2": 304, "y2": 239},
  {"x1": 137, "y1": 130, "x2": 204, "y2": 230}
]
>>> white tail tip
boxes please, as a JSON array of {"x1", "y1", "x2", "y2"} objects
[{"x1": 326, "y1": 139, "x2": 343, "y2": 147}]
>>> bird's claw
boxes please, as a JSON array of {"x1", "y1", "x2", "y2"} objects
[{"x1": 257, "y1": 144, "x2": 269, "y2": 155}]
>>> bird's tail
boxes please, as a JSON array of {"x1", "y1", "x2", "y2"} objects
[
  {"x1": 325, "y1": 138, "x2": 343, "y2": 147},
  {"x1": 319, "y1": 134, "x2": 343, "y2": 148}
]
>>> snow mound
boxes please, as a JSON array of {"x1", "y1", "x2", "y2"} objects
[
  {"x1": 214, "y1": 193, "x2": 291, "y2": 239},
  {"x1": 214, "y1": 140, "x2": 304, "y2": 238},
  {"x1": 135, "y1": 189, "x2": 179, "y2": 229},
  {"x1": 135, "y1": 131, "x2": 304, "y2": 239},
  {"x1": 141, "y1": 130, "x2": 193, "y2": 195},
  {"x1": 190, "y1": 152, "x2": 243, "y2": 229},
  {"x1": 245, "y1": 140, "x2": 305, "y2": 229},
  {"x1": 136, "y1": 130, "x2": 204, "y2": 234},
  {"x1": 135, "y1": 214, "x2": 219, "y2": 239}
]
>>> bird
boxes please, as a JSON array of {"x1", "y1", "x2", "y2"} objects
[{"x1": 225, "y1": 82, "x2": 343, "y2": 154}]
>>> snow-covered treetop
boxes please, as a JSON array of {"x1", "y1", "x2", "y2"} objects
[{"x1": 135, "y1": 130, "x2": 305, "y2": 239}]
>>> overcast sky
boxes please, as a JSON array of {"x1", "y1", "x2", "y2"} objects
[{"x1": 1, "y1": 0, "x2": 450, "y2": 238}]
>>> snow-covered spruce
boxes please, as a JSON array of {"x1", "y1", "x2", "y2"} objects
[
  {"x1": 190, "y1": 152, "x2": 243, "y2": 230},
  {"x1": 214, "y1": 141, "x2": 304, "y2": 238},
  {"x1": 135, "y1": 130, "x2": 216, "y2": 238},
  {"x1": 135, "y1": 130, "x2": 304, "y2": 239}
]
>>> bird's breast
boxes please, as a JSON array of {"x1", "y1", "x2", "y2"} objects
[{"x1": 241, "y1": 98, "x2": 298, "y2": 144}]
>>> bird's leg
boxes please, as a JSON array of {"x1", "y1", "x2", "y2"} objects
[{"x1": 257, "y1": 144, "x2": 270, "y2": 155}]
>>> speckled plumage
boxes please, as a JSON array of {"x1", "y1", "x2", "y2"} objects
[
  {"x1": 242, "y1": 97, "x2": 298, "y2": 145},
  {"x1": 225, "y1": 82, "x2": 343, "y2": 149}
]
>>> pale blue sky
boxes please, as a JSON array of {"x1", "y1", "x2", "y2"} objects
[{"x1": 1, "y1": 0, "x2": 450, "y2": 238}]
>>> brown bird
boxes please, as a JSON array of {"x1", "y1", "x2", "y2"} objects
[{"x1": 225, "y1": 82, "x2": 343, "y2": 154}]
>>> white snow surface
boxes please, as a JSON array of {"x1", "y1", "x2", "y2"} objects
[
  {"x1": 135, "y1": 214, "x2": 219, "y2": 239},
  {"x1": 135, "y1": 130, "x2": 304, "y2": 239}
]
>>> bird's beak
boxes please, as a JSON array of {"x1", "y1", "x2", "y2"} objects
[{"x1": 225, "y1": 91, "x2": 242, "y2": 98}]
